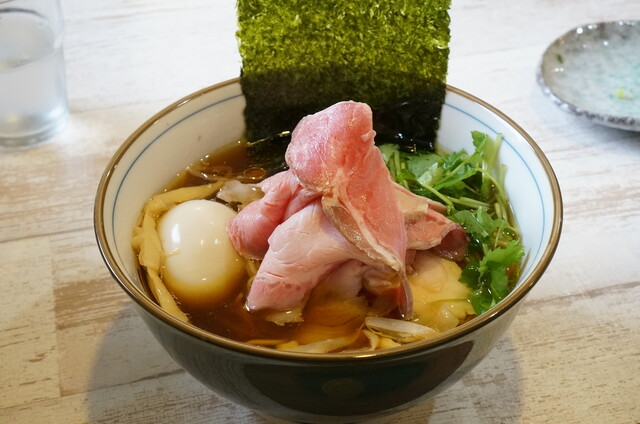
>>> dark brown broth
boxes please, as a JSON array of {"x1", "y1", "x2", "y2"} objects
[
  {"x1": 164, "y1": 140, "x2": 250, "y2": 191},
  {"x1": 182, "y1": 291, "x2": 300, "y2": 342},
  {"x1": 150, "y1": 140, "x2": 306, "y2": 343}
]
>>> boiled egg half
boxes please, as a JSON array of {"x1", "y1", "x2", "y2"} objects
[{"x1": 158, "y1": 199, "x2": 244, "y2": 307}]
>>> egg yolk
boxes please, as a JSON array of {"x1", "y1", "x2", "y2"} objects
[{"x1": 158, "y1": 199, "x2": 244, "y2": 307}]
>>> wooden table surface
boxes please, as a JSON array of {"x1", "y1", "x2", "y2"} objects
[{"x1": 1, "y1": 1, "x2": 639, "y2": 423}]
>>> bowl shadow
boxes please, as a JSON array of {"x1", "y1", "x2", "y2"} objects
[{"x1": 84, "y1": 304, "x2": 253, "y2": 423}]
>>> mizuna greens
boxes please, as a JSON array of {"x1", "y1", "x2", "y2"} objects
[{"x1": 380, "y1": 131, "x2": 524, "y2": 315}]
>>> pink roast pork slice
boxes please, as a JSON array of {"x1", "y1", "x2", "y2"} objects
[
  {"x1": 231, "y1": 101, "x2": 469, "y2": 320},
  {"x1": 285, "y1": 101, "x2": 412, "y2": 317},
  {"x1": 245, "y1": 199, "x2": 371, "y2": 312},
  {"x1": 227, "y1": 170, "x2": 320, "y2": 259}
]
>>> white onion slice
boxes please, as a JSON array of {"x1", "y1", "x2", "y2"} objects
[
  {"x1": 216, "y1": 180, "x2": 263, "y2": 207},
  {"x1": 365, "y1": 317, "x2": 439, "y2": 343}
]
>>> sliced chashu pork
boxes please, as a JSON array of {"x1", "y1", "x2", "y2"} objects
[
  {"x1": 393, "y1": 183, "x2": 467, "y2": 261},
  {"x1": 285, "y1": 102, "x2": 409, "y2": 274},
  {"x1": 226, "y1": 171, "x2": 319, "y2": 259},
  {"x1": 229, "y1": 101, "x2": 468, "y2": 319},
  {"x1": 245, "y1": 199, "x2": 372, "y2": 311},
  {"x1": 228, "y1": 171, "x2": 466, "y2": 262},
  {"x1": 230, "y1": 171, "x2": 467, "y2": 313},
  {"x1": 285, "y1": 101, "x2": 414, "y2": 317}
]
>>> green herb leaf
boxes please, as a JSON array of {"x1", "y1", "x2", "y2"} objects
[
  {"x1": 451, "y1": 209, "x2": 491, "y2": 242},
  {"x1": 469, "y1": 287, "x2": 493, "y2": 316},
  {"x1": 380, "y1": 131, "x2": 524, "y2": 316},
  {"x1": 462, "y1": 240, "x2": 524, "y2": 314}
]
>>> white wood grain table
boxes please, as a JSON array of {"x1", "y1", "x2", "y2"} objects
[{"x1": 1, "y1": 1, "x2": 639, "y2": 422}]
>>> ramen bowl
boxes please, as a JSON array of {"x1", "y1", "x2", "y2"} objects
[{"x1": 94, "y1": 79, "x2": 562, "y2": 423}]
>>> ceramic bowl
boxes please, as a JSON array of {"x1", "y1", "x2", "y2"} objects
[
  {"x1": 94, "y1": 79, "x2": 562, "y2": 423},
  {"x1": 538, "y1": 20, "x2": 640, "y2": 131}
]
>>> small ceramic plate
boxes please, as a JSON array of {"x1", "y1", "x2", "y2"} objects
[{"x1": 537, "y1": 20, "x2": 640, "y2": 131}]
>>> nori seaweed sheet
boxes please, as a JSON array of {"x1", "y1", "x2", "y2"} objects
[{"x1": 237, "y1": 0, "x2": 451, "y2": 150}]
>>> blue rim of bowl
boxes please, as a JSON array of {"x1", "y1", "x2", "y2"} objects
[
  {"x1": 536, "y1": 20, "x2": 640, "y2": 131},
  {"x1": 94, "y1": 78, "x2": 563, "y2": 361}
]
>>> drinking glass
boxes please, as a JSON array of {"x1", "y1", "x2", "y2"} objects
[{"x1": 0, "y1": 0, "x2": 68, "y2": 150}]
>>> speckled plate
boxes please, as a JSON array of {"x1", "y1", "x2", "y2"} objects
[{"x1": 537, "y1": 20, "x2": 640, "y2": 131}]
